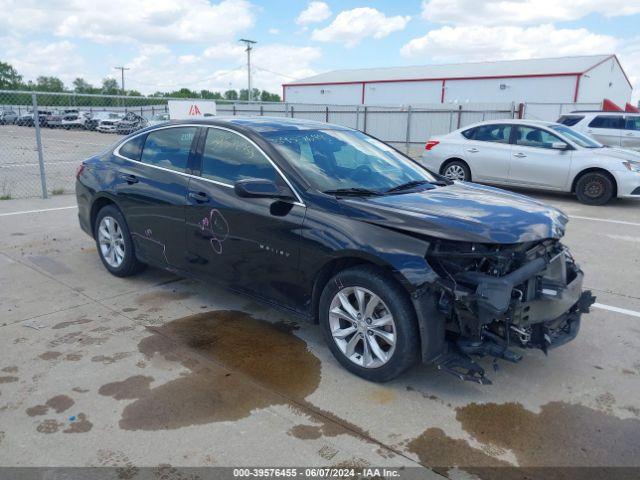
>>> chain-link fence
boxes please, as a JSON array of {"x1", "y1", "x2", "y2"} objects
[{"x1": 0, "y1": 90, "x2": 525, "y2": 199}]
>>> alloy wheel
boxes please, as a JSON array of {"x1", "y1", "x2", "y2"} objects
[
  {"x1": 444, "y1": 164, "x2": 466, "y2": 181},
  {"x1": 98, "y1": 216, "x2": 125, "y2": 268},
  {"x1": 328, "y1": 286, "x2": 396, "y2": 368}
]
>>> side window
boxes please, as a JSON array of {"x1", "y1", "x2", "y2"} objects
[
  {"x1": 588, "y1": 116, "x2": 624, "y2": 129},
  {"x1": 118, "y1": 134, "x2": 145, "y2": 161},
  {"x1": 140, "y1": 127, "x2": 197, "y2": 172},
  {"x1": 624, "y1": 117, "x2": 640, "y2": 131},
  {"x1": 558, "y1": 115, "x2": 584, "y2": 127},
  {"x1": 201, "y1": 128, "x2": 278, "y2": 185},
  {"x1": 515, "y1": 127, "x2": 564, "y2": 149},
  {"x1": 472, "y1": 124, "x2": 512, "y2": 144},
  {"x1": 461, "y1": 127, "x2": 476, "y2": 139}
]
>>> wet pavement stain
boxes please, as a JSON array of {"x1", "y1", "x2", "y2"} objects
[
  {"x1": 27, "y1": 395, "x2": 75, "y2": 416},
  {"x1": 52, "y1": 318, "x2": 92, "y2": 330},
  {"x1": 91, "y1": 352, "x2": 131, "y2": 364},
  {"x1": 99, "y1": 310, "x2": 321, "y2": 431},
  {"x1": 39, "y1": 351, "x2": 62, "y2": 360},
  {"x1": 288, "y1": 424, "x2": 323, "y2": 440},
  {"x1": 36, "y1": 419, "x2": 64, "y2": 434},
  {"x1": 63, "y1": 413, "x2": 93, "y2": 433},
  {"x1": 0, "y1": 376, "x2": 18, "y2": 384},
  {"x1": 1, "y1": 366, "x2": 18, "y2": 373},
  {"x1": 455, "y1": 401, "x2": 640, "y2": 467},
  {"x1": 48, "y1": 331, "x2": 109, "y2": 348}
]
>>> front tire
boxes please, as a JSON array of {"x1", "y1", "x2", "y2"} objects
[
  {"x1": 575, "y1": 172, "x2": 614, "y2": 205},
  {"x1": 94, "y1": 205, "x2": 144, "y2": 277},
  {"x1": 319, "y1": 266, "x2": 420, "y2": 382}
]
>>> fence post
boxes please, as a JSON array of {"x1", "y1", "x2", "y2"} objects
[
  {"x1": 233, "y1": 105, "x2": 236, "y2": 116},
  {"x1": 456, "y1": 104, "x2": 462, "y2": 129},
  {"x1": 325, "y1": 106, "x2": 329, "y2": 123},
  {"x1": 405, "y1": 105, "x2": 412, "y2": 154},
  {"x1": 517, "y1": 102, "x2": 525, "y2": 119},
  {"x1": 510, "y1": 102, "x2": 516, "y2": 119},
  {"x1": 448, "y1": 110, "x2": 454, "y2": 132},
  {"x1": 260, "y1": 105, "x2": 264, "y2": 116},
  {"x1": 363, "y1": 106, "x2": 368, "y2": 133},
  {"x1": 290, "y1": 106, "x2": 295, "y2": 118},
  {"x1": 31, "y1": 93, "x2": 48, "y2": 199},
  {"x1": 355, "y1": 105, "x2": 360, "y2": 130}
]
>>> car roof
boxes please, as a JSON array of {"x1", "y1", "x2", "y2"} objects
[
  {"x1": 458, "y1": 119, "x2": 560, "y2": 130},
  {"x1": 166, "y1": 116, "x2": 352, "y2": 133}
]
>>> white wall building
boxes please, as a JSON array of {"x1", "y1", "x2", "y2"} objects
[{"x1": 282, "y1": 55, "x2": 632, "y2": 107}]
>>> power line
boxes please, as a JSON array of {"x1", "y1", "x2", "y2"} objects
[{"x1": 253, "y1": 65, "x2": 297, "y2": 80}]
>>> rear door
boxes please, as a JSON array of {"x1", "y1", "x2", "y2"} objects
[
  {"x1": 185, "y1": 126, "x2": 306, "y2": 310},
  {"x1": 462, "y1": 123, "x2": 513, "y2": 183},
  {"x1": 114, "y1": 125, "x2": 198, "y2": 270},
  {"x1": 621, "y1": 116, "x2": 640, "y2": 150},
  {"x1": 508, "y1": 125, "x2": 572, "y2": 190},
  {"x1": 585, "y1": 115, "x2": 623, "y2": 146}
]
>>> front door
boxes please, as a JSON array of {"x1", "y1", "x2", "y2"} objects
[
  {"x1": 621, "y1": 116, "x2": 640, "y2": 150},
  {"x1": 185, "y1": 126, "x2": 306, "y2": 311},
  {"x1": 508, "y1": 126, "x2": 571, "y2": 190},
  {"x1": 115, "y1": 126, "x2": 198, "y2": 270}
]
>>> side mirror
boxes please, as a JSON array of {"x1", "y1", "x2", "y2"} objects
[
  {"x1": 234, "y1": 178, "x2": 294, "y2": 200},
  {"x1": 551, "y1": 141, "x2": 569, "y2": 150}
]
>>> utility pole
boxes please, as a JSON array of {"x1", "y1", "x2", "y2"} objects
[
  {"x1": 114, "y1": 66, "x2": 130, "y2": 96},
  {"x1": 239, "y1": 39, "x2": 256, "y2": 102}
]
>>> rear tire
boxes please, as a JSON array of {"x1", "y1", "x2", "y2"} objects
[
  {"x1": 442, "y1": 160, "x2": 471, "y2": 181},
  {"x1": 319, "y1": 266, "x2": 420, "y2": 382},
  {"x1": 94, "y1": 205, "x2": 145, "y2": 277},
  {"x1": 575, "y1": 172, "x2": 614, "y2": 205}
]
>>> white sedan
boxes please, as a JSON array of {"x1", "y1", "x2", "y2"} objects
[{"x1": 420, "y1": 119, "x2": 640, "y2": 205}]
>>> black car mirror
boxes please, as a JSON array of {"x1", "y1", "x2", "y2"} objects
[{"x1": 234, "y1": 178, "x2": 295, "y2": 200}]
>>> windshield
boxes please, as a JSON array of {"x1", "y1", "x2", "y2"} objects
[
  {"x1": 263, "y1": 129, "x2": 436, "y2": 192},
  {"x1": 550, "y1": 124, "x2": 603, "y2": 148}
]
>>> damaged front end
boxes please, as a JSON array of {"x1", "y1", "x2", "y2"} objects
[{"x1": 425, "y1": 238, "x2": 596, "y2": 384}]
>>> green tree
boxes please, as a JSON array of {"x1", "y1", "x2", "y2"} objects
[
  {"x1": 72, "y1": 77, "x2": 94, "y2": 93},
  {"x1": 239, "y1": 88, "x2": 261, "y2": 101},
  {"x1": 0, "y1": 61, "x2": 23, "y2": 89},
  {"x1": 260, "y1": 90, "x2": 281, "y2": 102},
  {"x1": 200, "y1": 89, "x2": 222, "y2": 100},
  {"x1": 224, "y1": 89, "x2": 238, "y2": 100},
  {"x1": 35, "y1": 76, "x2": 65, "y2": 92},
  {"x1": 127, "y1": 89, "x2": 142, "y2": 97},
  {"x1": 101, "y1": 78, "x2": 120, "y2": 94}
]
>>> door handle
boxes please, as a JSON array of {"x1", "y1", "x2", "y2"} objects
[
  {"x1": 625, "y1": 132, "x2": 634, "y2": 136},
  {"x1": 466, "y1": 147, "x2": 479, "y2": 153},
  {"x1": 120, "y1": 173, "x2": 138, "y2": 184},
  {"x1": 513, "y1": 152, "x2": 527, "y2": 158},
  {"x1": 188, "y1": 191, "x2": 209, "y2": 203}
]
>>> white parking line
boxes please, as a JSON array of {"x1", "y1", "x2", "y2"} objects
[
  {"x1": 0, "y1": 205, "x2": 77, "y2": 217},
  {"x1": 569, "y1": 215, "x2": 640, "y2": 227},
  {"x1": 593, "y1": 302, "x2": 640, "y2": 318}
]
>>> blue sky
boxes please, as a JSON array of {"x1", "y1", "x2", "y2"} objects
[{"x1": 2, "y1": 0, "x2": 640, "y2": 99}]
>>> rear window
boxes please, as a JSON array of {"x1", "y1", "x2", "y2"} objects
[
  {"x1": 140, "y1": 127, "x2": 197, "y2": 172},
  {"x1": 557, "y1": 115, "x2": 584, "y2": 127},
  {"x1": 588, "y1": 115, "x2": 624, "y2": 129},
  {"x1": 118, "y1": 135, "x2": 146, "y2": 161}
]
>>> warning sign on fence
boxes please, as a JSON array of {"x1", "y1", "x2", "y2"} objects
[{"x1": 168, "y1": 100, "x2": 217, "y2": 120}]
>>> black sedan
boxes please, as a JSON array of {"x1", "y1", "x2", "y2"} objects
[{"x1": 75, "y1": 117, "x2": 594, "y2": 383}]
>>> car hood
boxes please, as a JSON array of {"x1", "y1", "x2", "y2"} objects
[
  {"x1": 596, "y1": 147, "x2": 640, "y2": 161},
  {"x1": 340, "y1": 182, "x2": 568, "y2": 244}
]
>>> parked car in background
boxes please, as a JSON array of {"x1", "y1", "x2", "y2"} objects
[
  {"x1": 46, "y1": 110, "x2": 69, "y2": 128},
  {"x1": 96, "y1": 113, "x2": 125, "y2": 133},
  {"x1": 75, "y1": 117, "x2": 594, "y2": 384},
  {"x1": 16, "y1": 110, "x2": 52, "y2": 127},
  {"x1": 0, "y1": 110, "x2": 19, "y2": 125},
  {"x1": 421, "y1": 120, "x2": 640, "y2": 205},
  {"x1": 86, "y1": 112, "x2": 121, "y2": 131},
  {"x1": 558, "y1": 111, "x2": 640, "y2": 151},
  {"x1": 147, "y1": 113, "x2": 170, "y2": 126},
  {"x1": 116, "y1": 112, "x2": 147, "y2": 135},
  {"x1": 62, "y1": 111, "x2": 91, "y2": 129}
]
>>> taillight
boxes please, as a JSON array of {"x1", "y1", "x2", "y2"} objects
[
  {"x1": 75, "y1": 164, "x2": 85, "y2": 179},
  {"x1": 425, "y1": 140, "x2": 440, "y2": 151}
]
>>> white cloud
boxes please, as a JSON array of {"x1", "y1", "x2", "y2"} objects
[
  {"x1": 203, "y1": 43, "x2": 246, "y2": 60},
  {"x1": 0, "y1": 0, "x2": 256, "y2": 44},
  {"x1": 3, "y1": 38, "x2": 87, "y2": 85},
  {"x1": 401, "y1": 24, "x2": 618, "y2": 62},
  {"x1": 296, "y1": 1, "x2": 332, "y2": 25},
  {"x1": 420, "y1": 0, "x2": 640, "y2": 26},
  {"x1": 268, "y1": 28, "x2": 280, "y2": 35},
  {"x1": 312, "y1": 7, "x2": 410, "y2": 47}
]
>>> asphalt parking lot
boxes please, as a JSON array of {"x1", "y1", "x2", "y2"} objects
[{"x1": 0, "y1": 191, "x2": 639, "y2": 477}]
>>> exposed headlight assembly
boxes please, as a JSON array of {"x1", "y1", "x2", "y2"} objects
[{"x1": 622, "y1": 160, "x2": 640, "y2": 173}]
